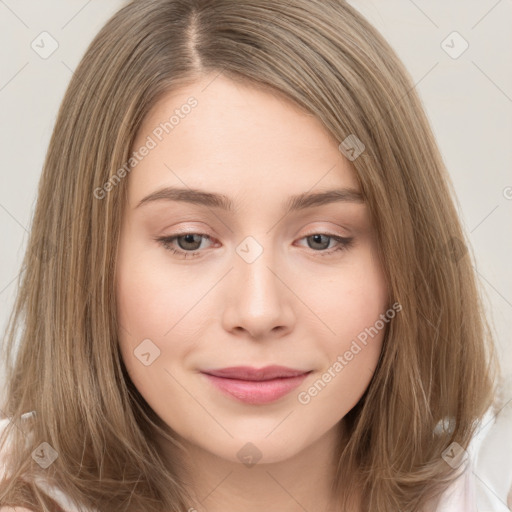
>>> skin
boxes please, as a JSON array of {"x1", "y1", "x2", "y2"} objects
[{"x1": 115, "y1": 74, "x2": 389, "y2": 512}]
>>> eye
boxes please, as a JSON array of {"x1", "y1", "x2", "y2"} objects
[
  {"x1": 155, "y1": 233, "x2": 214, "y2": 259},
  {"x1": 296, "y1": 233, "x2": 354, "y2": 256},
  {"x1": 155, "y1": 232, "x2": 353, "y2": 259}
]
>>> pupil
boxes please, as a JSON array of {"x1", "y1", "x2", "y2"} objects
[
  {"x1": 310, "y1": 234, "x2": 328, "y2": 250},
  {"x1": 181, "y1": 234, "x2": 200, "y2": 250}
]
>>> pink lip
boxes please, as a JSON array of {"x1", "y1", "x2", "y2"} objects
[{"x1": 201, "y1": 366, "x2": 311, "y2": 405}]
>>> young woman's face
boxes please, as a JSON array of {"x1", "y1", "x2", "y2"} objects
[{"x1": 116, "y1": 74, "x2": 389, "y2": 464}]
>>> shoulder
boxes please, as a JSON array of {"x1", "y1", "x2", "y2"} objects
[
  {"x1": 470, "y1": 401, "x2": 512, "y2": 511},
  {"x1": 436, "y1": 403, "x2": 512, "y2": 511}
]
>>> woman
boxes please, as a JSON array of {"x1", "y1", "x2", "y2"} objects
[{"x1": 0, "y1": 0, "x2": 501, "y2": 510}]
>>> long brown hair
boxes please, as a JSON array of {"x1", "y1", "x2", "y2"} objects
[{"x1": 0, "y1": 0, "x2": 499, "y2": 510}]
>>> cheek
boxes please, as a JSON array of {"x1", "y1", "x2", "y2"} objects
[
  {"x1": 301, "y1": 247, "x2": 388, "y2": 346},
  {"x1": 115, "y1": 239, "x2": 212, "y2": 395},
  {"x1": 115, "y1": 260, "x2": 193, "y2": 412},
  {"x1": 115, "y1": 240, "x2": 175, "y2": 378},
  {"x1": 115, "y1": 241, "x2": 207, "y2": 341},
  {"x1": 299, "y1": 249, "x2": 388, "y2": 401},
  {"x1": 116, "y1": 267, "x2": 172, "y2": 338}
]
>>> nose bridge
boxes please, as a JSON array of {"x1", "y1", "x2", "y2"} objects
[
  {"x1": 234, "y1": 234, "x2": 282, "y2": 304},
  {"x1": 222, "y1": 233, "x2": 294, "y2": 337}
]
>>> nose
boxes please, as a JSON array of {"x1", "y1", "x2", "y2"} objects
[{"x1": 221, "y1": 239, "x2": 295, "y2": 340}]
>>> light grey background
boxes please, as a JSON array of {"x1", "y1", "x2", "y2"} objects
[{"x1": 0, "y1": 1, "x2": 511, "y2": 507}]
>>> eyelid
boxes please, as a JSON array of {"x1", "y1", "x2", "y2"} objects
[{"x1": 301, "y1": 226, "x2": 351, "y2": 238}]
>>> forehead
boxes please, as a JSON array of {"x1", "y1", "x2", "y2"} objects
[{"x1": 127, "y1": 75, "x2": 360, "y2": 206}]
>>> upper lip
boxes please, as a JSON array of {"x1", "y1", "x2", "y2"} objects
[{"x1": 201, "y1": 365, "x2": 311, "y2": 381}]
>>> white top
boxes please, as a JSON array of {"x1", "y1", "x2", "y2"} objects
[
  {"x1": 434, "y1": 405, "x2": 512, "y2": 512},
  {"x1": 1, "y1": 410, "x2": 511, "y2": 511}
]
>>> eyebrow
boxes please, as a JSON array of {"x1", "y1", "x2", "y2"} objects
[{"x1": 135, "y1": 186, "x2": 364, "y2": 213}]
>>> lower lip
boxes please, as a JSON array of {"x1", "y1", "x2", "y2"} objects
[{"x1": 202, "y1": 372, "x2": 310, "y2": 405}]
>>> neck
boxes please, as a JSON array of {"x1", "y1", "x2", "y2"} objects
[{"x1": 167, "y1": 422, "x2": 351, "y2": 512}]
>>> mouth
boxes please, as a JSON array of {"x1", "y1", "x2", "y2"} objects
[{"x1": 200, "y1": 366, "x2": 312, "y2": 405}]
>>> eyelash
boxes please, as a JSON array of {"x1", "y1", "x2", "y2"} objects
[{"x1": 154, "y1": 232, "x2": 354, "y2": 259}]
